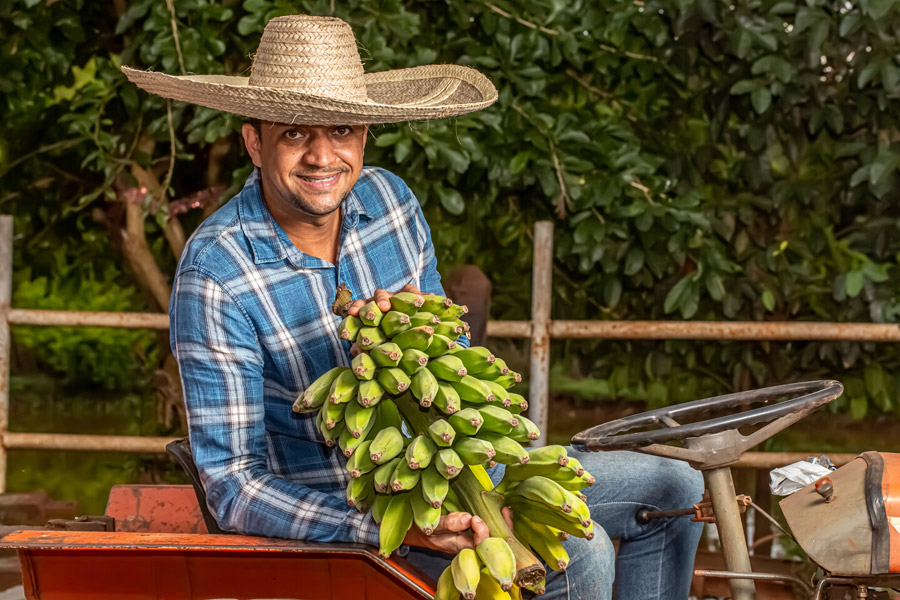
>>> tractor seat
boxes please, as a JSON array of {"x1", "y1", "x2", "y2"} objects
[{"x1": 166, "y1": 437, "x2": 229, "y2": 535}]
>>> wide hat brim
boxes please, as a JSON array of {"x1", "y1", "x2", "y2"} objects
[{"x1": 121, "y1": 64, "x2": 498, "y2": 125}]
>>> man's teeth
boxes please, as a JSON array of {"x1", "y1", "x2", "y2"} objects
[{"x1": 300, "y1": 174, "x2": 339, "y2": 182}]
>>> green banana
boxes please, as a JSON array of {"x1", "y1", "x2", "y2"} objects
[
  {"x1": 483, "y1": 379, "x2": 512, "y2": 408},
  {"x1": 426, "y1": 355, "x2": 468, "y2": 382},
  {"x1": 475, "y1": 432, "x2": 529, "y2": 465},
  {"x1": 358, "y1": 379, "x2": 385, "y2": 407},
  {"x1": 477, "y1": 405, "x2": 518, "y2": 435},
  {"x1": 434, "y1": 566, "x2": 459, "y2": 600},
  {"x1": 351, "y1": 352, "x2": 376, "y2": 381},
  {"x1": 453, "y1": 346, "x2": 495, "y2": 373},
  {"x1": 512, "y1": 476, "x2": 577, "y2": 514},
  {"x1": 425, "y1": 334, "x2": 457, "y2": 357},
  {"x1": 421, "y1": 464, "x2": 450, "y2": 507},
  {"x1": 371, "y1": 492, "x2": 391, "y2": 524},
  {"x1": 369, "y1": 426, "x2": 405, "y2": 464},
  {"x1": 436, "y1": 303, "x2": 469, "y2": 320},
  {"x1": 507, "y1": 501, "x2": 595, "y2": 540},
  {"x1": 550, "y1": 471, "x2": 596, "y2": 492},
  {"x1": 359, "y1": 300, "x2": 384, "y2": 326},
  {"x1": 492, "y1": 371, "x2": 521, "y2": 389},
  {"x1": 559, "y1": 456, "x2": 585, "y2": 477},
  {"x1": 399, "y1": 348, "x2": 429, "y2": 376},
  {"x1": 475, "y1": 357, "x2": 510, "y2": 380},
  {"x1": 411, "y1": 490, "x2": 442, "y2": 535},
  {"x1": 346, "y1": 440, "x2": 376, "y2": 477},
  {"x1": 506, "y1": 392, "x2": 528, "y2": 414},
  {"x1": 433, "y1": 383, "x2": 462, "y2": 415},
  {"x1": 369, "y1": 342, "x2": 403, "y2": 367},
  {"x1": 508, "y1": 414, "x2": 541, "y2": 442},
  {"x1": 451, "y1": 548, "x2": 481, "y2": 600},
  {"x1": 449, "y1": 407, "x2": 483, "y2": 436},
  {"x1": 377, "y1": 367, "x2": 411, "y2": 395},
  {"x1": 410, "y1": 368, "x2": 440, "y2": 408},
  {"x1": 338, "y1": 315, "x2": 363, "y2": 342},
  {"x1": 322, "y1": 395, "x2": 346, "y2": 429},
  {"x1": 475, "y1": 537, "x2": 516, "y2": 591},
  {"x1": 376, "y1": 398, "x2": 403, "y2": 431},
  {"x1": 513, "y1": 513, "x2": 570, "y2": 571},
  {"x1": 442, "y1": 485, "x2": 464, "y2": 513},
  {"x1": 329, "y1": 368, "x2": 359, "y2": 404},
  {"x1": 434, "y1": 448, "x2": 464, "y2": 479},
  {"x1": 454, "y1": 436, "x2": 496, "y2": 465},
  {"x1": 405, "y1": 434, "x2": 438, "y2": 470},
  {"x1": 373, "y1": 457, "x2": 402, "y2": 493},
  {"x1": 338, "y1": 428, "x2": 369, "y2": 458},
  {"x1": 293, "y1": 366, "x2": 347, "y2": 412},
  {"x1": 421, "y1": 294, "x2": 453, "y2": 314},
  {"x1": 345, "y1": 470, "x2": 375, "y2": 508},
  {"x1": 475, "y1": 572, "x2": 512, "y2": 600},
  {"x1": 410, "y1": 311, "x2": 441, "y2": 328},
  {"x1": 434, "y1": 320, "x2": 464, "y2": 339},
  {"x1": 498, "y1": 445, "x2": 569, "y2": 482},
  {"x1": 427, "y1": 418, "x2": 457, "y2": 447},
  {"x1": 380, "y1": 310, "x2": 412, "y2": 337},
  {"x1": 389, "y1": 292, "x2": 425, "y2": 316},
  {"x1": 392, "y1": 326, "x2": 434, "y2": 351},
  {"x1": 357, "y1": 326, "x2": 387, "y2": 350},
  {"x1": 390, "y1": 458, "x2": 422, "y2": 492},
  {"x1": 525, "y1": 579, "x2": 546, "y2": 595},
  {"x1": 379, "y1": 491, "x2": 413, "y2": 557},
  {"x1": 316, "y1": 408, "x2": 339, "y2": 446},
  {"x1": 345, "y1": 400, "x2": 377, "y2": 439},
  {"x1": 450, "y1": 375, "x2": 494, "y2": 404}
]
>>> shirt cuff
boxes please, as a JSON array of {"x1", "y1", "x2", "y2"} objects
[{"x1": 353, "y1": 509, "x2": 382, "y2": 548}]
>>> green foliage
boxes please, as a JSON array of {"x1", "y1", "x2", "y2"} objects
[{"x1": 2, "y1": 0, "x2": 900, "y2": 418}]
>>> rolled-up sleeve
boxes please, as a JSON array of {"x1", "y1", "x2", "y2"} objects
[{"x1": 170, "y1": 267, "x2": 380, "y2": 546}]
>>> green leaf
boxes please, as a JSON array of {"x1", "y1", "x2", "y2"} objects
[
  {"x1": 705, "y1": 272, "x2": 725, "y2": 301},
  {"x1": 869, "y1": 150, "x2": 900, "y2": 186},
  {"x1": 850, "y1": 396, "x2": 868, "y2": 420},
  {"x1": 509, "y1": 151, "x2": 530, "y2": 175},
  {"x1": 761, "y1": 289, "x2": 775, "y2": 311},
  {"x1": 624, "y1": 248, "x2": 644, "y2": 276},
  {"x1": 729, "y1": 79, "x2": 759, "y2": 95},
  {"x1": 664, "y1": 275, "x2": 692, "y2": 314},
  {"x1": 751, "y1": 88, "x2": 772, "y2": 114},
  {"x1": 845, "y1": 270, "x2": 864, "y2": 297},
  {"x1": 603, "y1": 276, "x2": 622, "y2": 308},
  {"x1": 434, "y1": 187, "x2": 465, "y2": 215}
]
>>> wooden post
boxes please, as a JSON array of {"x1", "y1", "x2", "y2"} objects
[
  {"x1": 529, "y1": 221, "x2": 553, "y2": 446},
  {"x1": 0, "y1": 215, "x2": 13, "y2": 493}
]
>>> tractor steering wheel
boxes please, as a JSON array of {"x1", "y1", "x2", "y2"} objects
[{"x1": 571, "y1": 380, "x2": 843, "y2": 469}]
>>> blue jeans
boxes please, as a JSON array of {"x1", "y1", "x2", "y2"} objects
[{"x1": 406, "y1": 448, "x2": 705, "y2": 600}]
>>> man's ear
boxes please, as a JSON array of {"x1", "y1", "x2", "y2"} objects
[{"x1": 242, "y1": 123, "x2": 263, "y2": 169}]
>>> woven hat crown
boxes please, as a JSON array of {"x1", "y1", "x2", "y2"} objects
[{"x1": 248, "y1": 15, "x2": 368, "y2": 102}]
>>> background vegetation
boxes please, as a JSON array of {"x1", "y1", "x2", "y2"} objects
[{"x1": 2, "y1": 0, "x2": 900, "y2": 506}]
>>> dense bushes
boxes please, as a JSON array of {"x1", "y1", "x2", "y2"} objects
[{"x1": 2, "y1": 0, "x2": 900, "y2": 419}]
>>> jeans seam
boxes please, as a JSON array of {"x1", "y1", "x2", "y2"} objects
[{"x1": 654, "y1": 517, "x2": 668, "y2": 598}]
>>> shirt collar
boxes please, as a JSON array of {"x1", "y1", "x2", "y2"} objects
[{"x1": 238, "y1": 168, "x2": 374, "y2": 268}]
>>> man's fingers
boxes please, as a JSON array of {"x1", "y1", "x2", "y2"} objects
[
  {"x1": 349, "y1": 343, "x2": 362, "y2": 357},
  {"x1": 372, "y1": 288, "x2": 392, "y2": 312},
  {"x1": 471, "y1": 515, "x2": 489, "y2": 547},
  {"x1": 400, "y1": 283, "x2": 423, "y2": 295},
  {"x1": 346, "y1": 299, "x2": 366, "y2": 316},
  {"x1": 435, "y1": 511, "x2": 472, "y2": 535}
]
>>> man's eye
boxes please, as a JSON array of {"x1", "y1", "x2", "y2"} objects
[
  {"x1": 284, "y1": 130, "x2": 302, "y2": 139},
  {"x1": 334, "y1": 126, "x2": 352, "y2": 136}
]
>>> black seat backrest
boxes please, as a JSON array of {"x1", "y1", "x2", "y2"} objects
[{"x1": 166, "y1": 437, "x2": 229, "y2": 535}]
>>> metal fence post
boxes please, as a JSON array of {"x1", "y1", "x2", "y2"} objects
[
  {"x1": 529, "y1": 221, "x2": 553, "y2": 446},
  {"x1": 0, "y1": 215, "x2": 13, "y2": 493}
]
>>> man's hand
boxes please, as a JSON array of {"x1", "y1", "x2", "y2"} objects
[
  {"x1": 401, "y1": 508, "x2": 515, "y2": 555},
  {"x1": 347, "y1": 284, "x2": 424, "y2": 357}
]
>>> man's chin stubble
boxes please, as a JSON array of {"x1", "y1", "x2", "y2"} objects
[{"x1": 286, "y1": 191, "x2": 350, "y2": 217}]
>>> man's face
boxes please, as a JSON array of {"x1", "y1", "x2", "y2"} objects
[{"x1": 242, "y1": 122, "x2": 368, "y2": 218}]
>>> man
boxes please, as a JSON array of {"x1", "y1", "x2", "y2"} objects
[{"x1": 123, "y1": 14, "x2": 703, "y2": 599}]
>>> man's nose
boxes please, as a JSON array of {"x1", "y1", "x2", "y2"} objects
[{"x1": 302, "y1": 133, "x2": 337, "y2": 168}]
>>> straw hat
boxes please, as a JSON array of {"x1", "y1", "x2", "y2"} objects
[{"x1": 121, "y1": 15, "x2": 498, "y2": 125}]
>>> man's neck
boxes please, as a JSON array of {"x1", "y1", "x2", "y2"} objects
[{"x1": 263, "y1": 191, "x2": 343, "y2": 265}]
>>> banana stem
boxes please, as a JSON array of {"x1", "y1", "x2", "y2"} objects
[{"x1": 453, "y1": 468, "x2": 546, "y2": 588}]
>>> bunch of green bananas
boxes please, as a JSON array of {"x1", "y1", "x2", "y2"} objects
[{"x1": 293, "y1": 292, "x2": 596, "y2": 598}]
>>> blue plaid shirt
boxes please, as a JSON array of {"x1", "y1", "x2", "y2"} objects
[{"x1": 170, "y1": 167, "x2": 448, "y2": 546}]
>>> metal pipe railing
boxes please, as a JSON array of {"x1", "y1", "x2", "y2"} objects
[{"x1": 0, "y1": 215, "x2": 890, "y2": 492}]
